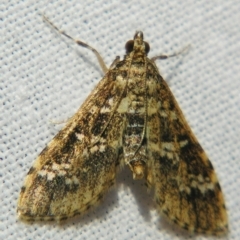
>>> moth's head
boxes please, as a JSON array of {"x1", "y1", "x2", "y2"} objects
[{"x1": 125, "y1": 31, "x2": 150, "y2": 55}]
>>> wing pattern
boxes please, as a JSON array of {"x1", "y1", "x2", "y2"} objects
[
  {"x1": 17, "y1": 70, "x2": 125, "y2": 221},
  {"x1": 146, "y1": 67, "x2": 228, "y2": 234}
]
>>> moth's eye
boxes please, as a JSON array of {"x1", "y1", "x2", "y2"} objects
[
  {"x1": 125, "y1": 40, "x2": 134, "y2": 53},
  {"x1": 144, "y1": 42, "x2": 150, "y2": 54}
]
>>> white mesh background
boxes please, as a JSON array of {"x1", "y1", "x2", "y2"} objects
[{"x1": 1, "y1": 0, "x2": 240, "y2": 239}]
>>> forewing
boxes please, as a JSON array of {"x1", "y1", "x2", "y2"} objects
[
  {"x1": 17, "y1": 72, "x2": 124, "y2": 221},
  {"x1": 147, "y1": 75, "x2": 228, "y2": 234}
]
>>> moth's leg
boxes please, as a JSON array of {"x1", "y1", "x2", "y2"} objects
[
  {"x1": 151, "y1": 45, "x2": 190, "y2": 61},
  {"x1": 42, "y1": 15, "x2": 108, "y2": 73},
  {"x1": 109, "y1": 56, "x2": 120, "y2": 69},
  {"x1": 49, "y1": 118, "x2": 68, "y2": 125}
]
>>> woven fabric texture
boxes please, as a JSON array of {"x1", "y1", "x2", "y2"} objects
[{"x1": 1, "y1": 0, "x2": 240, "y2": 239}]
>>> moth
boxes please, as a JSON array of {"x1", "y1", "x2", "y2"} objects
[{"x1": 17, "y1": 17, "x2": 228, "y2": 235}]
